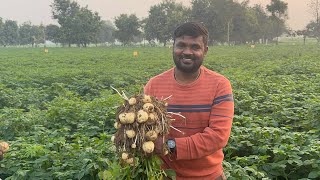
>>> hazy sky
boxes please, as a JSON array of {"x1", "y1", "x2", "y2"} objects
[{"x1": 0, "y1": 0, "x2": 313, "y2": 30}]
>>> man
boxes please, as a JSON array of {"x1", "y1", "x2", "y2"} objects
[{"x1": 144, "y1": 22, "x2": 234, "y2": 180}]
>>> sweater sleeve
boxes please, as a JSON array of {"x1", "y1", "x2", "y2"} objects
[
  {"x1": 143, "y1": 79, "x2": 153, "y2": 96},
  {"x1": 175, "y1": 78, "x2": 234, "y2": 160}
]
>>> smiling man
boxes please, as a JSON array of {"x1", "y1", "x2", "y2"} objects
[{"x1": 144, "y1": 22, "x2": 234, "y2": 180}]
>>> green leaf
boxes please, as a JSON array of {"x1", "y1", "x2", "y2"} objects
[
  {"x1": 308, "y1": 171, "x2": 319, "y2": 179},
  {"x1": 165, "y1": 169, "x2": 176, "y2": 180},
  {"x1": 98, "y1": 170, "x2": 112, "y2": 180}
]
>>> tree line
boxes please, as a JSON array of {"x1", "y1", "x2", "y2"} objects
[{"x1": 0, "y1": 0, "x2": 319, "y2": 47}]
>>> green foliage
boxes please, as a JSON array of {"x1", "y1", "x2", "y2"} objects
[
  {"x1": 0, "y1": 45, "x2": 319, "y2": 179},
  {"x1": 0, "y1": 89, "x2": 121, "y2": 179},
  {"x1": 216, "y1": 45, "x2": 320, "y2": 179},
  {"x1": 103, "y1": 155, "x2": 171, "y2": 180}
]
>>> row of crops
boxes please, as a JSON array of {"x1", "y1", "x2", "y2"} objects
[{"x1": 0, "y1": 45, "x2": 319, "y2": 179}]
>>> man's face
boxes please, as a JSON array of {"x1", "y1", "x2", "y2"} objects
[{"x1": 173, "y1": 35, "x2": 208, "y2": 73}]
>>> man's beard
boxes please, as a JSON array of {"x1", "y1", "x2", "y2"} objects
[{"x1": 173, "y1": 54, "x2": 203, "y2": 73}]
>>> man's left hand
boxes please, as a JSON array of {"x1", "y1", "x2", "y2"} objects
[{"x1": 154, "y1": 135, "x2": 167, "y2": 155}]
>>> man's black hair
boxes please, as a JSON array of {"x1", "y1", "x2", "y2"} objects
[{"x1": 173, "y1": 22, "x2": 209, "y2": 46}]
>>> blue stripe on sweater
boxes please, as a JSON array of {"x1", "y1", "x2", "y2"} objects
[
  {"x1": 167, "y1": 108, "x2": 211, "y2": 113},
  {"x1": 168, "y1": 104, "x2": 211, "y2": 109},
  {"x1": 212, "y1": 94, "x2": 234, "y2": 105}
]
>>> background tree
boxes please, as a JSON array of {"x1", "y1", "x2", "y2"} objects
[
  {"x1": 2, "y1": 20, "x2": 19, "y2": 47},
  {"x1": 266, "y1": 0, "x2": 288, "y2": 44},
  {"x1": 190, "y1": 0, "x2": 221, "y2": 44},
  {"x1": 305, "y1": 21, "x2": 320, "y2": 42},
  {"x1": 190, "y1": 0, "x2": 247, "y2": 44},
  {"x1": 296, "y1": 29, "x2": 309, "y2": 45},
  {"x1": 252, "y1": 4, "x2": 270, "y2": 44},
  {"x1": 45, "y1": 24, "x2": 61, "y2": 44},
  {"x1": 19, "y1": 22, "x2": 33, "y2": 46},
  {"x1": 114, "y1": 14, "x2": 141, "y2": 45},
  {"x1": 211, "y1": 0, "x2": 236, "y2": 44},
  {"x1": 144, "y1": 6, "x2": 165, "y2": 45},
  {"x1": 0, "y1": 18, "x2": 4, "y2": 46},
  {"x1": 33, "y1": 24, "x2": 45, "y2": 46},
  {"x1": 51, "y1": 0, "x2": 80, "y2": 46},
  {"x1": 308, "y1": 0, "x2": 320, "y2": 42},
  {"x1": 96, "y1": 20, "x2": 116, "y2": 45},
  {"x1": 71, "y1": 7, "x2": 102, "y2": 47},
  {"x1": 231, "y1": 1, "x2": 261, "y2": 44},
  {"x1": 19, "y1": 22, "x2": 45, "y2": 47},
  {"x1": 51, "y1": 0, "x2": 101, "y2": 47},
  {"x1": 144, "y1": 0, "x2": 189, "y2": 46}
]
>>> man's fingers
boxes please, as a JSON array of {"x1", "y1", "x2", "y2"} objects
[{"x1": 154, "y1": 136, "x2": 168, "y2": 155}]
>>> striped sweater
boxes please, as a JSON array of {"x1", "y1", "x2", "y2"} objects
[{"x1": 144, "y1": 66, "x2": 234, "y2": 180}]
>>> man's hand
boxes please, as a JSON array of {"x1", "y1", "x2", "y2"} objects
[{"x1": 154, "y1": 135, "x2": 168, "y2": 155}]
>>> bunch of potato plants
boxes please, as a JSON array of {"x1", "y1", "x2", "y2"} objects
[{"x1": 110, "y1": 93, "x2": 174, "y2": 179}]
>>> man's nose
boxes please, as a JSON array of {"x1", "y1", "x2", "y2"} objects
[{"x1": 182, "y1": 47, "x2": 193, "y2": 55}]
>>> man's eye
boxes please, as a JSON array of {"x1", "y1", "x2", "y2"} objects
[
  {"x1": 176, "y1": 44, "x2": 185, "y2": 48},
  {"x1": 192, "y1": 45, "x2": 201, "y2": 50}
]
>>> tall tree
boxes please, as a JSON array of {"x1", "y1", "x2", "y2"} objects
[
  {"x1": 114, "y1": 14, "x2": 141, "y2": 45},
  {"x1": 266, "y1": 0, "x2": 288, "y2": 44},
  {"x1": 71, "y1": 7, "x2": 102, "y2": 47},
  {"x1": 190, "y1": 0, "x2": 280, "y2": 44},
  {"x1": 51, "y1": 0, "x2": 79, "y2": 46},
  {"x1": 96, "y1": 20, "x2": 116, "y2": 45},
  {"x1": 144, "y1": 0, "x2": 189, "y2": 46},
  {"x1": 45, "y1": 24, "x2": 61, "y2": 44},
  {"x1": 2, "y1": 20, "x2": 19, "y2": 47},
  {"x1": 19, "y1": 22, "x2": 33, "y2": 46},
  {"x1": 306, "y1": 21, "x2": 320, "y2": 42},
  {"x1": 296, "y1": 29, "x2": 309, "y2": 45},
  {"x1": 33, "y1": 24, "x2": 45, "y2": 46},
  {"x1": 19, "y1": 22, "x2": 44, "y2": 47},
  {"x1": 0, "y1": 18, "x2": 4, "y2": 46},
  {"x1": 252, "y1": 4, "x2": 270, "y2": 43},
  {"x1": 190, "y1": 0, "x2": 220, "y2": 44},
  {"x1": 190, "y1": 0, "x2": 236, "y2": 44},
  {"x1": 266, "y1": 0, "x2": 288, "y2": 19},
  {"x1": 51, "y1": 0, "x2": 101, "y2": 47},
  {"x1": 308, "y1": 0, "x2": 320, "y2": 42},
  {"x1": 231, "y1": 2, "x2": 260, "y2": 44},
  {"x1": 211, "y1": 0, "x2": 236, "y2": 44}
]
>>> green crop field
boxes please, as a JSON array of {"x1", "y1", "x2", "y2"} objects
[{"x1": 0, "y1": 45, "x2": 319, "y2": 179}]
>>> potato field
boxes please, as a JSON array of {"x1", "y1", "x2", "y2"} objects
[{"x1": 0, "y1": 44, "x2": 319, "y2": 179}]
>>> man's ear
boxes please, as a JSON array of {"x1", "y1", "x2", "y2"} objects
[{"x1": 204, "y1": 46, "x2": 208, "y2": 55}]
